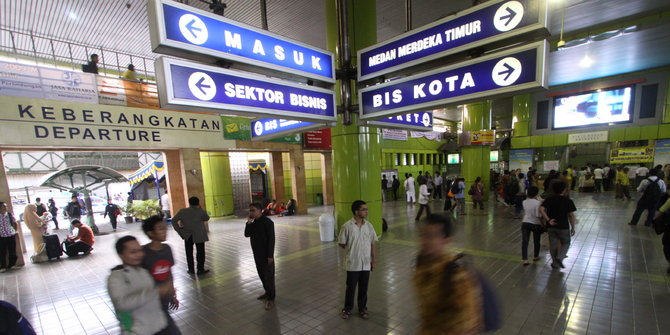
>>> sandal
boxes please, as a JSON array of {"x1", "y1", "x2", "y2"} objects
[
  {"x1": 360, "y1": 311, "x2": 369, "y2": 320},
  {"x1": 523, "y1": 260, "x2": 530, "y2": 266},
  {"x1": 340, "y1": 310, "x2": 350, "y2": 319}
]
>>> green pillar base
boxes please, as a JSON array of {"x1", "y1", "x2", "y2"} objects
[{"x1": 200, "y1": 152, "x2": 234, "y2": 216}]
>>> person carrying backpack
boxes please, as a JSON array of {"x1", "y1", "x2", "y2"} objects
[{"x1": 628, "y1": 168, "x2": 666, "y2": 226}]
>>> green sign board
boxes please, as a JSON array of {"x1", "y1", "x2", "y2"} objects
[
  {"x1": 448, "y1": 154, "x2": 460, "y2": 164},
  {"x1": 221, "y1": 116, "x2": 252, "y2": 140}
]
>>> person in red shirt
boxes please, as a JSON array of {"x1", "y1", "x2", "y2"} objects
[{"x1": 65, "y1": 219, "x2": 94, "y2": 257}]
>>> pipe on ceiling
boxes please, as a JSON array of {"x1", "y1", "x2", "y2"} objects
[{"x1": 335, "y1": 0, "x2": 352, "y2": 125}]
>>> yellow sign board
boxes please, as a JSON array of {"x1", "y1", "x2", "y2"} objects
[{"x1": 610, "y1": 147, "x2": 654, "y2": 164}]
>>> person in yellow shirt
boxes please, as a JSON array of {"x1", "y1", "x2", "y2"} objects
[
  {"x1": 566, "y1": 165, "x2": 574, "y2": 190},
  {"x1": 121, "y1": 64, "x2": 138, "y2": 81},
  {"x1": 615, "y1": 166, "x2": 631, "y2": 200}
]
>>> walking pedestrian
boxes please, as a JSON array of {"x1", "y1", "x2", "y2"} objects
[
  {"x1": 521, "y1": 187, "x2": 544, "y2": 265},
  {"x1": 47, "y1": 198, "x2": 59, "y2": 230},
  {"x1": 405, "y1": 174, "x2": 416, "y2": 204},
  {"x1": 172, "y1": 197, "x2": 210, "y2": 275},
  {"x1": 540, "y1": 181, "x2": 576, "y2": 269},
  {"x1": 415, "y1": 179, "x2": 431, "y2": 221},
  {"x1": 391, "y1": 175, "x2": 400, "y2": 201},
  {"x1": 0, "y1": 202, "x2": 18, "y2": 272},
  {"x1": 104, "y1": 200, "x2": 121, "y2": 232},
  {"x1": 453, "y1": 178, "x2": 466, "y2": 215},
  {"x1": 470, "y1": 177, "x2": 485, "y2": 214},
  {"x1": 628, "y1": 168, "x2": 666, "y2": 226}
]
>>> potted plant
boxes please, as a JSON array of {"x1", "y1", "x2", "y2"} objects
[
  {"x1": 123, "y1": 203, "x2": 134, "y2": 223},
  {"x1": 129, "y1": 199, "x2": 162, "y2": 220}
]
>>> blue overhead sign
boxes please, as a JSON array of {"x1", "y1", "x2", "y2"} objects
[
  {"x1": 155, "y1": 58, "x2": 336, "y2": 122},
  {"x1": 358, "y1": 0, "x2": 546, "y2": 81},
  {"x1": 368, "y1": 112, "x2": 433, "y2": 131},
  {"x1": 251, "y1": 119, "x2": 326, "y2": 140},
  {"x1": 359, "y1": 42, "x2": 547, "y2": 120},
  {"x1": 148, "y1": 0, "x2": 335, "y2": 84}
]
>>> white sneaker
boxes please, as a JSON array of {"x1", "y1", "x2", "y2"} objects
[{"x1": 0, "y1": 268, "x2": 6, "y2": 273}]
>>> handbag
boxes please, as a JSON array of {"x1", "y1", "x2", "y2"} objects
[{"x1": 652, "y1": 212, "x2": 670, "y2": 235}]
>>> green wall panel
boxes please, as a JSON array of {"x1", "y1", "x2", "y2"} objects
[
  {"x1": 530, "y1": 136, "x2": 542, "y2": 148},
  {"x1": 625, "y1": 127, "x2": 641, "y2": 141},
  {"x1": 512, "y1": 136, "x2": 530, "y2": 148},
  {"x1": 554, "y1": 133, "x2": 568, "y2": 146},
  {"x1": 640, "y1": 125, "x2": 659, "y2": 140},
  {"x1": 609, "y1": 128, "x2": 626, "y2": 142},
  {"x1": 659, "y1": 124, "x2": 670, "y2": 139}
]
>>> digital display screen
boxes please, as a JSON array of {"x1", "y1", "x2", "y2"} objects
[
  {"x1": 553, "y1": 86, "x2": 633, "y2": 129},
  {"x1": 490, "y1": 150, "x2": 499, "y2": 162},
  {"x1": 448, "y1": 154, "x2": 460, "y2": 164}
]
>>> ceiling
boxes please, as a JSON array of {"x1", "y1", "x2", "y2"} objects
[{"x1": 1, "y1": 0, "x2": 669, "y2": 121}]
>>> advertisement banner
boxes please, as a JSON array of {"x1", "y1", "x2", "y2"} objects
[
  {"x1": 567, "y1": 130, "x2": 608, "y2": 144},
  {"x1": 382, "y1": 129, "x2": 408, "y2": 141},
  {"x1": 0, "y1": 95, "x2": 232, "y2": 150},
  {"x1": 97, "y1": 77, "x2": 128, "y2": 106},
  {"x1": 0, "y1": 60, "x2": 99, "y2": 104},
  {"x1": 543, "y1": 160, "x2": 559, "y2": 171},
  {"x1": 654, "y1": 139, "x2": 670, "y2": 167},
  {"x1": 410, "y1": 131, "x2": 442, "y2": 141},
  {"x1": 460, "y1": 130, "x2": 495, "y2": 145},
  {"x1": 509, "y1": 149, "x2": 533, "y2": 172},
  {"x1": 610, "y1": 147, "x2": 654, "y2": 164},
  {"x1": 304, "y1": 129, "x2": 332, "y2": 149},
  {"x1": 221, "y1": 116, "x2": 252, "y2": 140},
  {"x1": 124, "y1": 81, "x2": 160, "y2": 109}
]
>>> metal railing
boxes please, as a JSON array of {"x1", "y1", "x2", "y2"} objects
[{"x1": 0, "y1": 27, "x2": 156, "y2": 82}]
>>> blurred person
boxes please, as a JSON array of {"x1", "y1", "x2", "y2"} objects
[
  {"x1": 0, "y1": 300, "x2": 36, "y2": 334},
  {"x1": 245, "y1": 203, "x2": 276, "y2": 310},
  {"x1": 405, "y1": 174, "x2": 416, "y2": 204},
  {"x1": 453, "y1": 178, "x2": 466, "y2": 215},
  {"x1": 521, "y1": 187, "x2": 544, "y2": 265},
  {"x1": 392, "y1": 175, "x2": 400, "y2": 200},
  {"x1": 104, "y1": 199, "x2": 121, "y2": 231},
  {"x1": 628, "y1": 168, "x2": 666, "y2": 227},
  {"x1": 172, "y1": 196, "x2": 210, "y2": 275},
  {"x1": 433, "y1": 172, "x2": 443, "y2": 200},
  {"x1": 23, "y1": 204, "x2": 45, "y2": 258},
  {"x1": 636, "y1": 164, "x2": 649, "y2": 187},
  {"x1": 121, "y1": 64, "x2": 138, "y2": 81},
  {"x1": 279, "y1": 199, "x2": 296, "y2": 216},
  {"x1": 566, "y1": 165, "x2": 574, "y2": 190},
  {"x1": 381, "y1": 175, "x2": 388, "y2": 202},
  {"x1": 654, "y1": 197, "x2": 670, "y2": 274},
  {"x1": 141, "y1": 216, "x2": 181, "y2": 335},
  {"x1": 107, "y1": 235, "x2": 169, "y2": 335},
  {"x1": 275, "y1": 202, "x2": 286, "y2": 215},
  {"x1": 615, "y1": 167, "x2": 632, "y2": 200},
  {"x1": 338, "y1": 200, "x2": 378, "y2": 320},
  {"x1": 470, "y1": 177, "x2": 485, "y2": 214},
  {"x1": 82, "y1": 54, "x2": 99, "y2": 74},
  {"x1": 540, "y1": 181, "x2": 577, "y2": 269},
  {"x1": 34, "y1": 198, "x2": 47, "y2": 217},
  {"x1": 64, "y1": 219, "x2": 94, "y2": 257},
  {"x1": 0, "y1": 202, "x2": 18, "y2": 272},
  {"x1": 263, "y1": 200, "x2": 277, "y2": 216},
  {"x1": 415, "y1": 178, "x2": 431, "y2": 221},
  {"x1": 161, "y1": 190, "x2": 171, "y2": 220},
  {"x1": 593, "y1": 166, "x2": 604, "y2": 193},
  {"x1": 513, "y1": 173, "x2": 527, "y2": 219},
  {"x1": 65, "y1": 195, "x2": 82, "y2": 222},
  {"x1": 414, "y1": 214, "x2": 500, "y2": 334},
  {"x1": 47, "y1": 198, "x2": 59, "y2": 230},
  {"x1": 425, "y1": 172, "x2": 434, "y2": 197}
]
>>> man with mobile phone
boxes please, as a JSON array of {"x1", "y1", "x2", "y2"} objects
[{"x1": 245, "y1": 203, "x2": 276, "y2": 310}]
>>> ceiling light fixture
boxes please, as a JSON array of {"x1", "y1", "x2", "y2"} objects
[
  {"x1": 579, "y1": 55, "x2": 593, "y2": 68},
  {"x1": 68, "y1": 12, "x2": 78, "y2": 20}
]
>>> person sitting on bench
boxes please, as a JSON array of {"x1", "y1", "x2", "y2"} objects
[{"x1": 65, "y1": 219, "x2": 95, "y2": 257}]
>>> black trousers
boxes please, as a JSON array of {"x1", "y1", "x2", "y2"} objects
[
  {"x1": 344, "y1": 271, "x2": 370, "y2": 312},
  {"x1": 184, "y1": 236, "x2": 206, "y2": 272},
  {"x1": 0, "y1": 235, "x2": 17, "y2": 269},
  {"x1": 254, "y1": 255, "x2": 276, "y2": 300},
  {"x1": 663, "y1": 230, "x2": 670, "y2": 263},
  {"x1": 521, "y1": 222, "x2": 542, "y2": 260},
  {"x1": 109, "y1": 215, "x2": 117, "y2": 230},
  {"x1": 434, "y1": 187, "x2": 442, "y2": 199},
  {"x1": 630, "y1": 201, "x2": 658, "y2": 226},
  {"x1": 52, "y1": 215, "x2": 59, "y2": 229},
  {"x1": 415, "y1": 203, "x2": 431, "y2": 220},
  {"x1": 65, "y1": 241, "x2": 91, "y2": 257},
  {"x1": 392, "y1": 188, "x2": 398, "y2": 200}
]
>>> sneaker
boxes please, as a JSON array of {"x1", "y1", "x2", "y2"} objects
[
  {"x1": 197, "y1": 269, "x2": 210, "y2": 275},
  {"x1": 556, "y1": 259, "x2": 565, "y2": 268}
]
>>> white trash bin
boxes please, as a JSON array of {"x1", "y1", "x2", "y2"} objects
[{"x1": 318, "y1": 213, "x2": 335, "y2": 242}]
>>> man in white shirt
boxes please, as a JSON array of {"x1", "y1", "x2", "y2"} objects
[
  {"x1": 433, "y1": 172, "x2": 443, "y2": 199},
  {"x1": 161, "y1": 190, "x2": 171, "y2": 219},
  {"x1": 593, "y1": 166, "x2": 604, "y2": 193},
  {"x1": 404, "y1": 174, "x2": 416, "y2": 204},
  {"x1": 338, "y1": 200, "x2": 378, "y2": 320},
  {"x1": 636, "y1": 164, "x2": 650, "y2": 187},
  {"x1": 629, "y1": 168, "x2": 666, "y2": 226},
  {"x1": 602, "y1": 165, "x2": 611, "y2": 191}
]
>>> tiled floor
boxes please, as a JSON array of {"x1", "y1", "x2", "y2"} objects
[{"x1": 2, "y1": 192, "x2": 670, "y2": 334}]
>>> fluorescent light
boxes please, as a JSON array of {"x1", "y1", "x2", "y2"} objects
[
  {"x1": 579, "y1": 55, "x2": 593, "y2": 68},
  {"x1": 68, "y1": 12, "x2": 78, "y2": 20}
]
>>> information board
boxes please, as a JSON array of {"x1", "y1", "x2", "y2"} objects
[
  {"x1": 149, "y1": 0, "x2": 335, "y2": 84},
  {"x1": 251, "y1": 118, "x2": 326, "y2": 140},
  {"x1": 358, "y1": 0, "x2": 547, "y2": 80},
  {"x1": 367, "y1": 111, "x2": 433, "y2": 131},
  {"x1": 156, "y1": 57, "x2": 336, "y2": 122},
  {"x1": 359, "y1": 41, "x2": 546, "y2": 120}
]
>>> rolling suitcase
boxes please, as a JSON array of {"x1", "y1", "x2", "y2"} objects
[{"x1": 43, "y1": 234, "x2": 62, "y2": 260}]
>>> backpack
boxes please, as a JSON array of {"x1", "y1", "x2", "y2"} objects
[
  {"x1": 508, "y1": 179, "x2": 520, "y2": 196},
  {"x1": 639, "y1": 178, "x2": 662, "y2": 206},
  {"x1": 468, "y1": 185, "x2": 475, "y2": 195},
  {"x1": 36, "y1": 204, "x2": 47, "y2": 216},
  {"x1": 450, "y1": 182, "x2": 460, "y2": 195},
  {"x1": 444, "y1": 257, "x2": 502, "y2": 332}
]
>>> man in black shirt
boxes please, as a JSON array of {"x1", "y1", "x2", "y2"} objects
[
  {"x1": 540, "y1": 181, "x2": 576, "y2": 270},
  {"x1": 82, "y1": 54, "x2": 99, "y2": 74},
  {"x1": 245, "y1": 202, "x2": 276, "y2": 310},
  {"x1": 103, "y1": 200, "x2": 121, "y2": 231}
]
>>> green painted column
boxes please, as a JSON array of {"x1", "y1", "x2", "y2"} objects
[
  {"x1": 512, "y1": 94, "x2": 531, "y2": 137},
  {"x1": 200, "y1": 152, "x2": 234, "y2": 216},
  {"x1": 326, "y1": 0, "x2": 382, "y2": 234},
  {"x1": 461, "y1": 101, "x2": 492, "y2": 201}
]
